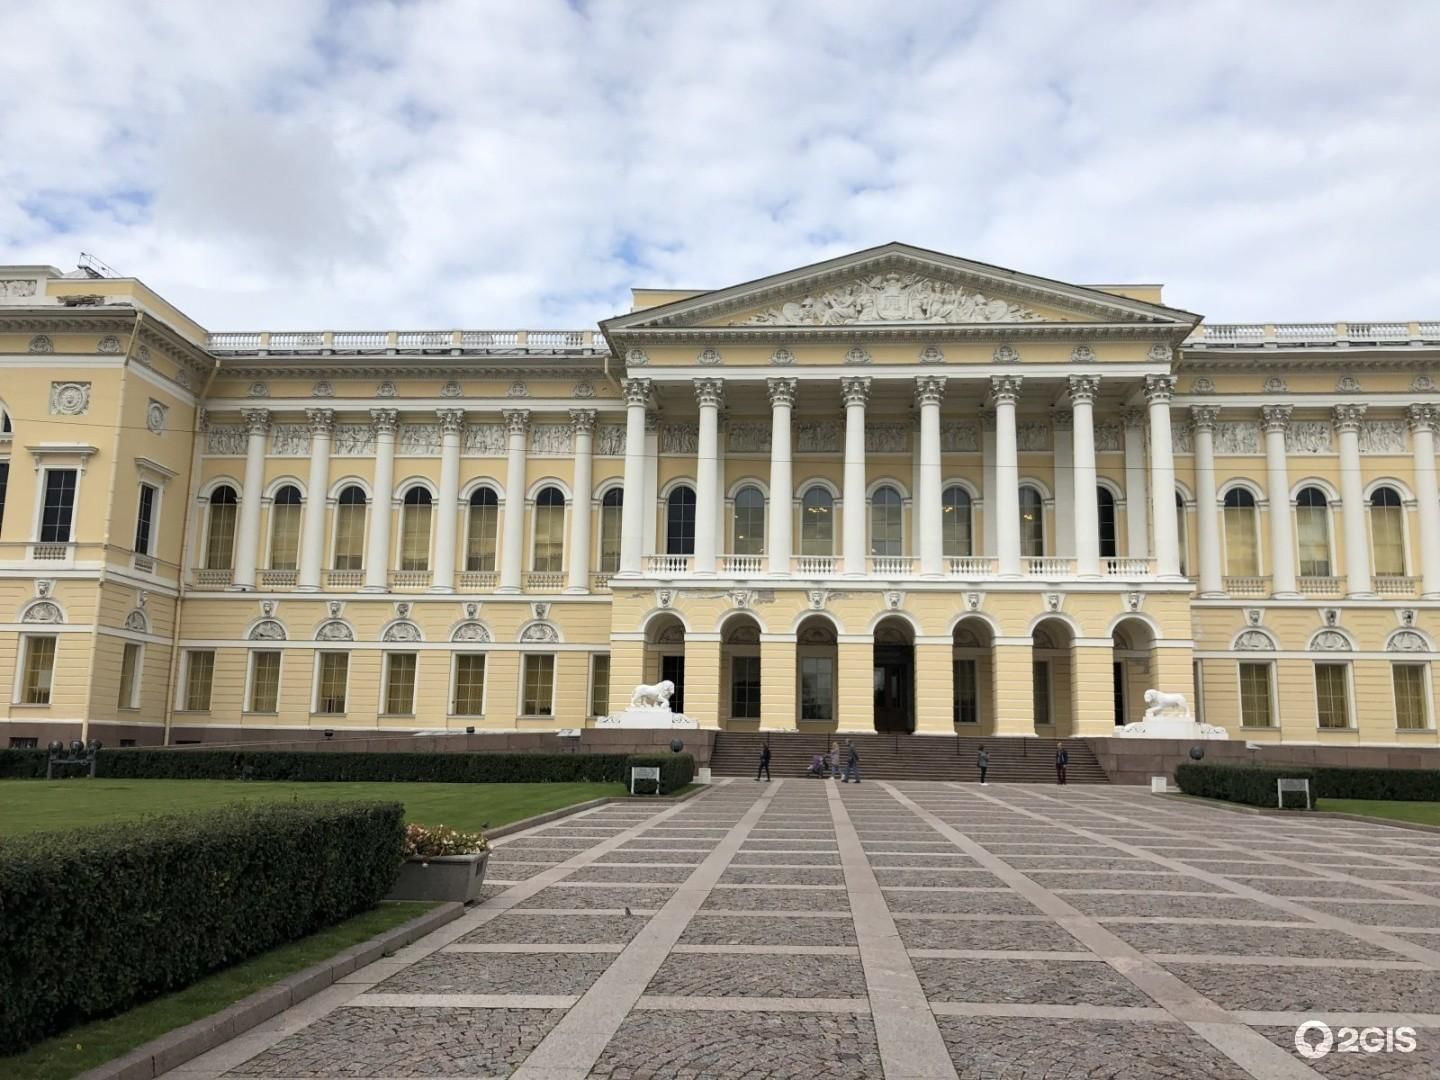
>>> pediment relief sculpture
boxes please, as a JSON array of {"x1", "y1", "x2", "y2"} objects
[{"x1": 728, "y1": 273, "x2": 1045, "y2": 326}]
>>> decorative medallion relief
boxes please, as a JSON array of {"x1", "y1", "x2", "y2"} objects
[
  {"x1": 146, "y1": 400, "x2": 168, "y2": 435},
  {"x1": 440, "y1": 380, "x2": 463, "y2": 398},
  {"x1": 315, "y1": 619, "x2": 354, "y2": 642},
  {"x1": 49, "y1": 381, "x2": 91, "y2": 416},
  {"x1": 1234, "y1": 630, "x2": 1275, "y2": 650},
  {"x1": 247, "y1": 382, "x2": 269, "y2": 398},
  {"x1": 520, "y1": 622, "x2": 560, "y2": 643},
  {"x1": 1310, "y1": 630, "x2": 1352, "y2": 651},
  {"x1": 1071, "y1": 344, "x2": 1096, "y2": 363},
  {"x1": 1388, "y1": 630, "x2": 1429, "y2": 652},
  {"x1": 376, "y1": 381, "x2": 397, "y2": 398},
  {"x1": 626, "y1": 348, "x2": 649, "y2": 367},
  {"x1": 270, "y1": 425, "x2": 312, "y2": 456},
  {"x1": 1285, "y1": 422, "x2": 1332, "y2": 454},
  {"x1": 312, "y1": 381, "x2": 334, "y2": 398},
  {"x1": 249, "y1": 619, "x2": 287, "y2": 641},
  {"x1": 97, "y1": 335, "x2": 122, "y2": 354},
  {"x1": 383, "y1": 621, "x2": 423, "y2": 643},
  {"x1": 769, "y1": 347, "x2": 795, "y2": 365},
  {"x1": 573, "y1": 380, "x2": 595, "y2": 398},
  {"x1": 844, "y1": 346, "x2": 872, "y2": 365},
  {"x1": 732, "y1": 273, "x2": 1043, "y2": 325},
  {"x1": 22, "y1": 601, "x2": 63, "y2": 624},
  {"x1": 452, "y1": 621, "x2": 491, "y2": 642},
  {"x1": 29, "y1": 335, "x2": 53, "y2": 354},
  {"x1": 918, "y1": 345, "x2": 945, "y2": 364},
  {"x1": 507, "y1": 381, "x2": 529, "y2": 398},
  {"x1": 1264, "y1": 377, "x2": 1288, "y2": 393}
]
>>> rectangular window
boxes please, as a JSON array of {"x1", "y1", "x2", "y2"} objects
[
  {"x1": 316, "y1": 653, "x2": 349, "y2": 714},
  {"x1": 1393, "y1": 663, "x2": 1429, "y2": 730},
  {"x1": 522, "y1": 654, "x2": 555, "y2": 716},
  {"x1": 589, "y1": 654, "x2": 610, "y2": 718},
  {"x1": 334, "y1": 502, "x2": 365, "y2": 570},
  {"x1": 117, "y1": 642, "x2": 142, "y2": 709},
  {"x1": 119, "y1": 738, "x2": 136, "y2": 747},
  {"x1": 0, "y1": 461, "x2": 8, "y2": 532},
  {"x1": 184, "y1": 650, "x2": 214, "y2": 711},
  {"x1": 21, "y1": 637, "x2": 56, "y2": 704},
  {"x1": 134, "y1": 483, "x2": 157, "y2": 555},
  {"x1": 400, "y1": 504, "x2": 432, "y2": 571},
  {"x1": 269, "y1": 500, "x2": 302, "y2": 570},
  {"x1": 10, "y1": 737, "x2": 39, "y2": 748},
  {"x1": 1238, "y1": 662, "x2": 1274, "y2": 728},
  {"x1": 1315, "y1": 663, "x2": 1351, "y2": 729},
  {"x1": 1033, "y1": 661, "x2": 1051, "y2": 726},
  {"x1": 453, "y1": 654, "x2": 486, "y2": 716},
  {"x1": 533, "y1": 503, "x2": 566, "y2": 572},
  {"x1": 730, "y1": 655, "x2": 761, "y2": 719},
  {"x1": 40, "y1": 468, "x2": 77, "y2": 543},
  {"x1": 954, "y1": 659, "x2": 978, "y2": 724},
  {"x1": 799, "y1": 656, "x2": 834, "y2": 721},
  {"x1": 249, "y1": 650, "x2": 281, "y2": 713},
  {"x1": 384, "y1": 653, "x2": 417, "y2": 715}
]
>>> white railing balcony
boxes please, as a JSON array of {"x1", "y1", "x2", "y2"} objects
[
  {"x1": 1375, "y1": 574, "x2": 1419, "y2": 596},
  {"x1": 458, "y1": 570, "x2": 498, "y2": 591},
  {"x1": 1223, "y1": 575, "x2": 1270, "y2": 597},
  {"x1": 192, "y1": 568, "x2": 233, "y2": 589},
  {"x1": 461, "y1": 330, "x2": 520, "y2": 348},
  {"x1": 646, "y1": 554, "x2": 692, "y2": 575},
  {"x1": 524, "y1": 571, "x2": 565, "y2": 591},
  {"x1": 268, "y1": 331, "x2": 324, "y2": 350},
  {"x1": 793, "y1": 555, "x2": 838, "y2": 576},
  {"x1": 332, "y1": 331, "x2": 388, "y2": 350},
  {"x1": 325, "y1": 569, "x2": 364, "y2": 588},
  {"x1": 1025, "y1": 557, "x2": 1074, "y2": 578},
  {"x1": 260, "y1": 569, "x2": 298, "y2": 588},
  {"x1": 720, "y1": 554, "x2": 765, "y2": 575},
  {"x1": 396, "y1": 330, "x2": 453, "y2": 349},
  {"x1": 1103, "y1": 557, "x2": 1154, "y2": 577},
  {"x1": 31, "y1": 542, "x2": 72, "y2": 561},
  {"x1": 947, "y1": 556, "x2": 997, "y2": 577},
  {"x1": 208, "y1": 332, "x2": 262, "y2": 350},
  {"x1": 1198, "y1": 324, "x2": 1265, "y2": 346},
  {"x1": 1346, "y1": 321, "x2": 1409, "y2": 343},
  {"x1": 390, "y1": 570, "x2": 433, "y2": 590},
  {"x1": 131, "y1": 552, "x2": 156, "y2": 574},
  {"x1": 590, "y1": 572, "x2": 613, "y2": 592},
  {"x1": 1298, "y1": 575, "x2": 1343, "y2": 596},
  {"x1": 869, "y1": 555, "x2": 915, "y2": 577}
]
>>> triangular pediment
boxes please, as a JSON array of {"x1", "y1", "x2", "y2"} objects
[{"x1": 603, "y1": 242, "x2": 1201, "y2": 334}]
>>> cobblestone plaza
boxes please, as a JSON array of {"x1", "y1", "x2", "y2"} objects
[{"x1": 175, "y1": 782, "x2": 1440, "y2": 1079}]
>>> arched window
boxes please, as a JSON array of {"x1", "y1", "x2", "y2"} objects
[
  {"x1": 1097, "y1": 487, "x2": 1117, "y2": 558},
  {"x1": 941, "y1": 487, "x2": 972, "y2": 558},
  {"x1": 870, "y1": 485, "x2": 903, "y2": 556},
  {"x1": 598, "y1": 489, "x2": 623, "y2": 572},
  {"x1": 1019, "y1": 486, "x2": 1044, "y2": 557},
  {"x1": 1175, "y1": 491, "x2": 1189, "y2": 576},
  {"x1": 1371, "y1": 486, "x2": 1407, "y2": 575},
  {"x1": 206, "y1": 486, "x2": 238, "y2": 570},
  {"x1": 333, "y1": 486, "x2": 367, "y2": 570},
  {"x1": 400, "y1": 487, "x2": 433, "y2": 572},
  {"x1": 1, "y1": 407, "x2": 10, "y2": 433},
  {"x1": 666, "y1": 486, "x2": 696, "y2": 555},
  {"x1": 732, "y1": 486, "x2": 765, "y2": 555},
  {"x1": 800, "y1": 487, "x2": 833, "y2": 556},
  {"x1": 1295, "y1": 487, "x2": 1332, "y2": 577},
  {"x1": 1223, "y1": 488, "x2": 1259, "y2": 576},
  {"x1": 532, "y1": 486, "x2": 566, "y2": 572},
  {"x1": 268, "y1": 485, "x2": 303, "y2": 571},
  {"x1": 466, "y1": 488, "x2": 498, "y2": 572}
]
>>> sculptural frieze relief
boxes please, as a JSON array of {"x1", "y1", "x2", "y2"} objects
[
  {"x1": 270, "y1": 425, "x2": 311, "y2": 456},
  {"x1": 1170, "y1": 425, "x2": 1193, "y2": 454},
  {"x1": 795, "y1": 421, "x2": 842, "y2": 453},
  {"x1": 333, "y1": 424, "x2": 377, "y2": 456},
  {"x1": 0, "y1": 278, "x2": 38, "y2": 297},
  {"x1": 732, "y1": 272, "x2": 1043, "y2": 325},
  {"x1": 529, "y1": 424, "x2": 574, "y2": 455},
  {"x1": 1213, "y1": 421, "x2": 1260, "y2": 455},
  {"x1": 726, "y1": 422, "x2": 771, "y2": 453},
  {"x1": 1016, "y1": 422, "x2": 1051, "y2": 452},
  {"x1": 865, "y1": 423, "x2": 908, "y2": 453},
  {"x1": 1358, "y1": 420, "x2": 1407, "y2": 455},
  {"x1": 660, "y1": 423, "x2": 698, "y2": 454},
  {"x1": 206, "y1": 424, "x2": 248, "y2": 455},
  {"x1": 1285, "y1": 422, "x2": 1332, "y2": 454},
  {"x1": 464, "y1": 423, "x2": 507, "y2": 456},
  {"x1": 1094, "y1": 421, "x2": 1123, "y2": 452},
  {"x1": 594, "y1": 425, "x2": 626, "y2": 456},
  {"x1": 399, "y1": 423, "x2": 441, "y2": 455},
  {"x1": 940, "y1": 421, "x2": 978, "y2": 453}
]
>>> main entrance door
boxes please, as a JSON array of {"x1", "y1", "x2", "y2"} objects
[
  {"x1": 661, "y1": 654, "x2": 686, "y2": 715},
  {"x1": 873, "y1": 645, "x2": 913, "y2": 732}
]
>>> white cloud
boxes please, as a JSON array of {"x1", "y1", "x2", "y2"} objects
[{"x1": 1, "y1": 0, "x2": 1436, "y2": 330}]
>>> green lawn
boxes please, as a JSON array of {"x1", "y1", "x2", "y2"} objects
[
  {"x1": 1317, "y1": 798, "x2": 1440, "y2": 826},
  {"x1": 0, "y1": 779, "x2": 626, "y2": 836},
  {"x1": 0, "y1": 901, "x2": 436, "y2": 1080}
]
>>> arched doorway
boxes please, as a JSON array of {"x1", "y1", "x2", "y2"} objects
[
  {"x1": 952, "y1": 617, "x2": 995, "y2": 728},
  {"x1": 1111, "y1": 617, "x2": 1157, "y2": 727},
  {"x1": 719, "y1": 614, "x2": 762, "y2": 730},
  {"x1": 645, "y1": 613, "x2": 686, "y2": 714},
  {"x1": 873, "y1": 616, "x2": 915, "y2": 733},
  {"x1": 796, "y1": 615, "x2": 838, "y2": 729},
  {"x1": 1031, "y1": 617, "x2": 1074, "y2": 734}
]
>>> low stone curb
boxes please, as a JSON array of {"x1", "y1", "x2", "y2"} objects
[
  {"x1": 78, "y1": 901, "x2": 464, "y2": 1080},
  {"x1": 1159, "y1": 791, "x2": 1440, "y2": 833}
]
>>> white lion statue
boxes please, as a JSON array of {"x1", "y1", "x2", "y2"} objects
[
  {"x1": 629, "y1": 680, "x2": 675, "y2": 711},
  {"x1": 1143, "y1": 689, "x2": 1188, "y2": 720}
]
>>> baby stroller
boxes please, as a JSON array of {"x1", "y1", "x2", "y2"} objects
[{"x1": 805, "y1": 754, "x2": 827, "y2": 778}]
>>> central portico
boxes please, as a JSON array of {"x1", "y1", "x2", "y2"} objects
[{"x1": 597, "y1": 243, "x2": 1201, "y2": 736}]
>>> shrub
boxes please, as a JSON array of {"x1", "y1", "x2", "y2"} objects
[
  {"x1": 0, "y1": 800, "x2": 403, "y2": 1053},
  {"x1": 623, "y1": 752, "x2": 694, "y2": 795},
  {"x1": 1308, "y1": 766, "x2": 1440, "y2": 802},
  {"x1": 403, "y1": 823, "x2": 488, "y2": 858},
  {"x1": 1174, "y1": 763, "x2": 1317, "y2": 809}
]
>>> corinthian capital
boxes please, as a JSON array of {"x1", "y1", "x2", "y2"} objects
[
  {"x1": 503, "y1": 408, "x2": 531, "y2": 437},
  {"x1": 241, "y1": 407, "x2": 271, "y2": 434},
  {"x1": 693, "y1": 377, "x2": 724, "y2": 409},
  {"x1": 767, "y1": 377, "x2": 798, "y2": 409},
  {"x1": 990, "y1": 374, "x2": 1023, "y2": 404},
  {"x1": 1333, "y1": 403, "x2": 1367, "y2": 432},
  {"x1": 1261, "y1": 404, "x2": 1292, "y2": 433},
  {"x1": 914, "y1": 374, "x2": 947, "y2": 407},
  {"x1": 1189, "y1": 404, "x2": 1221, "y2": 432},
  {"x1": 369, "y1": 407, "x2": 399, "y2": 434},
  {"x1": 436, "y1": 407, "x2": 466, "y2": 435},
  {"x1": 305, "y1": 408, "x2": 335, "y2": 436},
  {"x1": 1142, "y1": 374, "x2": 1176, "y2": 405},
  {"x1": 1408, "y1": 403, "x2": 1439, "y2": 432},
  {"x1": 840, "y1": 376, "x2": 872, "y2": 409},
  {"x1": 1067, "y1": 374, "x2": 1100, "y2": 405},
  {"x1": 621, "y1": 377, "x2": 652, "y2": 407},
  {"x1": 569, "y1": 408, "x2": 597, "y2": 435}
]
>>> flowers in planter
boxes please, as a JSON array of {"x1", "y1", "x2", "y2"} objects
[{"x1": 402, "y1": 823, "x2": 489, "y2": 860}]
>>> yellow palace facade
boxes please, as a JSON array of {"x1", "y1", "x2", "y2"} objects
[{"x1": 2, "y1": 243, "x2": 1439, "y2": 748}]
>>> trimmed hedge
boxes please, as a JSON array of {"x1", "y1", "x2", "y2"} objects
[
  {"x1": 624, "y1": 753, "x2": 695, "y2": 795},
  {"x1": 1308, "y1": 766, "x2": 1440, "y2": 802},
  {"x1": 1174, "y1": 763, "x2": 1317, "y2": 809},
  {"x1": 1176, "y1": 762, "x2": 1440, "y2": 808},
  {"x1": 0, "y1": 800, "x2": 403, "y2": 1054},
  {"x1": 0, "y1": 748, "x2": 630, "y2": 784}
]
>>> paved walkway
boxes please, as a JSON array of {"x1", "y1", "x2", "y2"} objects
[{"x1": 172, "y1": 781, "x2": 1440, "y2": 1079}]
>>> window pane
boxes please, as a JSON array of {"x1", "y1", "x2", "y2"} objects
[
  {"x1": 870, "y1": 487, "x2": 902, "y2": 556},
  {"x1": 334, "y1": 489, "x2": 367, "y2": 570},
  {"x1": 523, "y1": 655, "x2": 555, "y2": 716},
  {"x1": 589, "y1": 654, "x2": 610, "y2": 717},
  {"x1": 1295, "y1": 490, "x2": 1330, "y2": 576},
  {"x1": 134, "y1": 484, "x2": 156, "y2": 555},
  {"x1": 1019, "y1": 487, "x2": 1044, "y2": 557},
  {"x1": 206, "y1": 488, "x2": 238, "y2": 570},
  {"x1": 1033, "y1": 661, "x2": 1051, "y2": 725},
  {"x1": 185, "y1": 651, "x2": 214, "y2": 711},
  {"x1": 533, "y1": 488, "x2": 566, "y2": 572},
  {"x1": 401, "y1": 493, "x2": 432, "y2": 571},
  {"x1": 453, "y1": 654, "x2": 486, "y2": 715},
  {"x1": 732, "y1": 487, "x2": 765, "y2": 555},
  {"x1": 385, "y1": 653, "x2": 417, "y2": 714},
  {"x1": 1097, "y1": 488, "x2": 1117, "y2": 559},
  {"x1": 942, "y1": 488, "x2": 972, "y2": 558},
  {"x1": 467, "y1": 489, "x2": 498, "y2": 572},
  {"x1": 1315, "y1": 664, "x2": 1350, "y2": 728},
  {"x1": 24, "y1": 637, "x2": 57, "y2": 705},
  {"x1": 40, "y1": 469, "x2": 77, "y2": 543},
  {"x1": 730, "y1": 655, "x2": 761, "y2": 718},
  {"x1": 1394, "y1": 664, "x2": 1428, "y2": 730},
  {"x1": 1175, "y1": 492, "x2": 1189, "y2": 576},
  {"x1": 1371, "y1": 499, "x2": 1406, "y2": 576},
  {"x1": 799, "y1": 488, "x2": 833, "y2": 556},
  {"x1": 269, "y1": 492, "x2": 302, "y2": 570},
  {"x1": 0, "y1": 461, "x2": 9, "y2": 533},
  {"x1": 800, "y1": 656, "x2": 834, "y2": 720},
  {"x1": 666, "y1": 488, "x2": 696, "y2": 555},
  {"x1": 954, "y1": 659, "x2": 978, "y2": 724},
  {"x1": 317, "y1": 653, "x2": 348, "y2": 714},
  {"x1": 118, "y1": 642, "x2": 141, "y2": 708},
  {"x1": 1223, "y1": 493, "x2": 1258, "y2": 576},
  {"x1": 598, "y1": 491, "x2": 623, "y2": 572},
  {"x1": 249, "y1": 651, "x2": 281, "y2": 712},
  {"x1": 1238, "y1": 662, "x2": 1273, "y2": 727}
]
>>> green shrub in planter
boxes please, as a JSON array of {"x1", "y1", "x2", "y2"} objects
[
  {"x1": 0, "y1": 800, "x2": 403, "y2": 1053},
  {"x1": 623, "y1": 753, "x2": 695, "y2": 795},
  {"x1": 1174, "y1": 763, "x2": 1317, "y2": 809}
]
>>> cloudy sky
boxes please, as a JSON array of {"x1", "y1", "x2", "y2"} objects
[{"x1": 1, "y1": 0, "x2": 1436, "y2": 331}]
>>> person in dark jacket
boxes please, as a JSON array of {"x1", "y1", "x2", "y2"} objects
[
  {"x1": 1055, "y1": 744, "x2": 1068, "y2": 785},
  {"x1": 842, "y1": 740, "x2": 861, "y2": 783},
  {"x1": 756, "y1": 742, "x2": 771, "y2": 782},
  {"x1": 977, "y1": 746, "x2": 989, "y2": 785}
]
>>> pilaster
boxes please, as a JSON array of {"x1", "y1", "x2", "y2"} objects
[
  {"x1": 991, "y1": 642, "x2": 1034, "y2": 735},
  {"x1": 914, "y1": 641, "x2": 954, "y2": 733},
  {"x1": 759, "y1": 636, "x2": 797, "y2": 731}
]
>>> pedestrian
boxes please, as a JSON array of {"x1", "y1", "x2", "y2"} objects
[
  {"x1": 977, "y1": 745, "x2": 989, "y2": 786},
  {"x1": 1055, "y1": 743, "x2": 1068, "y2": 785},
  {"x1": 756, "y1": 742, "x2": 771, "y2": 782},
  {"x1": 829, "y1": 740, "x2": 841, "y2": 780},
  {"x1": 842, "y1": 739, "x2": 861, "y2": 784}
]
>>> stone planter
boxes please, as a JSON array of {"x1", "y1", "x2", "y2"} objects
[{"x1": 385, "y1": 851, "x2": 489, "y2": 904}]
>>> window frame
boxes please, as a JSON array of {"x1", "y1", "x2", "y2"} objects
[
  {"x1": 117, "y1": 640, "x2": 143, "y2": 710},
  {"x1": 729, "y1": 654, "x2": 762, "y2": 720},
  {"x1": 665, "y1": 485, "x2": 697, "y2": 556},
  {"x1": 451, "y1": 652, "x2": 488, "y2": 717},
  {"x1": 15, "y1": 634, "x2": 58, "y2": 706},
  {"x1": 1392, "y1": 662, "x2": 1431, "y2": 731},
  {"x1": 381, "y1": 652, "x2": 418, "y2": 717},
  {"x1": 530, "y1": 485, "x2": 567, "y2": 573},
  {"x1": 398, "y1": 486, "x2": 434, "y2": 572},
  {"x1": 1096, "y1": 485, "x2": 1118, "y2": 559},
  {"x1": 37, "y1": 466, "x2": 79, "y2": 544},
  {"x1": 179, "y1": 649, "x2": 215, "y2": 712},
  {"x1": 1294, "y1": 486, "x2": 1333, "y2": 578},
  {"x1": 1369, "y1": 486, "x2": 1409, "y2": 577},
  {"x1": 589, "y1": 653, "x2": 610, "y2": 719},
  {"x1": 731, "y1": 485, "x2": 766, "y2": 556},
  {"x1": 1221, "y1": 487, "x2": 1261, "y2": 577},
  {"x1": 521, "y1": 653, "x2": 556, "y2": 717},
  {"x1": 953, "y1": 657, "x2": 979, "y2": 724},
  {"x1": 1032, "y1": 659, "x2": 1053, "y2": 726},
  {"x1": 332, "y1": 485, "x2": 368, "y2": 571},
  {"x1": 597, "y1": 488, "x2": 623, "y2": 573},
  {"x1": 1237, "y1": 660, "x2": 1277, "y2": 729},
  {"x1": 798, "y1": 654, "x2": 835, "y2": 721},
  {"x1": 313, "y1": 651, "x2": 350, "y2": 716},
  {"x1": 133, "y1": 482, "x2": 158, "y2": 556},
  {"x1": 868, "y1": 484, "x2": 904, "y2": 557},
  {"x1": 1313, "y1": 661, "x2": 1353, "y2": 730},
  {"x1": 941, "y1": 485, "x2": 973, "y2": 559},
  {"x1": 1019, "y1": 485, "x2": 1045, "y2": 558},
  {"x1": 267, "y1": 484, "x2": 304, "y2": 571},
  {"x1": 203, "y1": 485, "x2": 240, "y2": 570},
  {"x1": 798, "y1": 485, "x2": 835, "y2": 557},
  {"x1": 244, "y1": 649, "x2": 282, "y2": 714},
  {"x1": 465, "y1": 486, "x2": 500, "y2": 573}
]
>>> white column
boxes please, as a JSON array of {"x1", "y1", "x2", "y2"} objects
[
  {"x1": 1260, "y1": 406, "x2": 1298, "y2": 597},
  {"x1": 643, "y1": 412, "x2": 660, "y2": 561},
  {"x1": 297, "y1": 408, "x2": 333, "y2": 591},
  {"x1": 232, "y1": 408, "x2": 270, "y2": 590},
  {"x1": 1144, "y1": 376, "x2": 1182, "y2": 579},
  {"x1": 915, "y1": 375, "x2": 946, "y2": 576},
  {"x1": 430, "y1": 408, "x2": 465, "y2": 592},
  {"x1": 618, "y1": 379, "x2": 649, "y2": 576},
  {"x1": 1191, "y1": 405, "x2": 1224, "y2": 596},
  {"x1": 498, "y1": 408, "x2": 529, "y2": 593},
  {"x1": 692, "y1": 378, "x2": 723, "y2": 575},
  {"x1": 841, "y1": 377, "x2": 871, "y2": 575},
  {"x1": 363, "y1": 408, "x2": 398, "y2": 591},
  {"x1": 1335, "y1": 403, "x2": 1374, "y2": 597},
  {"x1": 567, "y1": 409, "x2": 596, "y2": 592},
  {"x1": 767, "y1": 378, "x2": 796, "y2": 575},
  {"x1": 1122, "y1": 409, "x2": 1149, "y2": 557},
  {"x1": 992, "y1": 375, "x2": 1023, "y2": 577},
  {"x1": 1052, "y1": 413, "x2": 1074, "y2": 558},
  {"x1": 1070, "y1": 374, "x2": 1101, "y2": 577},
  {"x1": 981, "y1": 408, "x2": 997, "y2": 556},
  {"x1": 1410, "y1": 404, "x2": 1440, "y2": 598}
]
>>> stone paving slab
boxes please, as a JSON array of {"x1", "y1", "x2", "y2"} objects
[
  {"x1": 1230, "y1": 877, "x2": 1410, "y2": 900},
  {"x1": 865, "y1": 852, "x2": 977, "y2": 867},
  {"x1": 515, "y1": 885, "x2": 679, "y2": 910},
  {"x1": 563, "y1": 864, "x2": 695, "y2": 883},
  {"x1": 374, "y1": 951, "x2": 615, "y2": 995},
  {"x1": 595, "y1": 849, "x2": 707, "y2": 864},
  {"x1": 897, "y1": 917, "x2": 1084, "y2": 952},
  {"x1": 1255, "y1": 1024, "x2": 1440, "y2": 1078},
  {"x1": 872, "y1": 867, "x2": 1004, "y2": 888},
  {"x1": 679, "y1": 915, "x2": 858, "y2": 947},
  {"x1": 1306, "y1": 901, "x2": 1440, "y2": 928},
  {"x1": 1103, "y1": 921, "x2": 1383, "y2": 959},
  {"x1": 645, "y1": 953, "x2": 868, "y2": 998},
  {"x1": 913, "y1": 957, "x2": 1156, "y2": 1006},
  {"x1": 1163, "y1": 963, "x2": 1440, "y2": 1012},
  {"x1": 883, "y1": 887, "x2": 1043, "y2": 915},
  {"x1": 701, "y1": 887, "x2": 853, "y2": 912},
  {"x1": 718, "y1": 866, "x2": 846, "y2": 886},
  {"x1": 1071, "y1": 893, "x2": 1296, "y2": 921},
  {"x1": 1027, "y1": 871, "x2": 1230, "y2": 893},
  {"x1": 731, "y1": 850, "x2": 843, "y2": 865}
]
